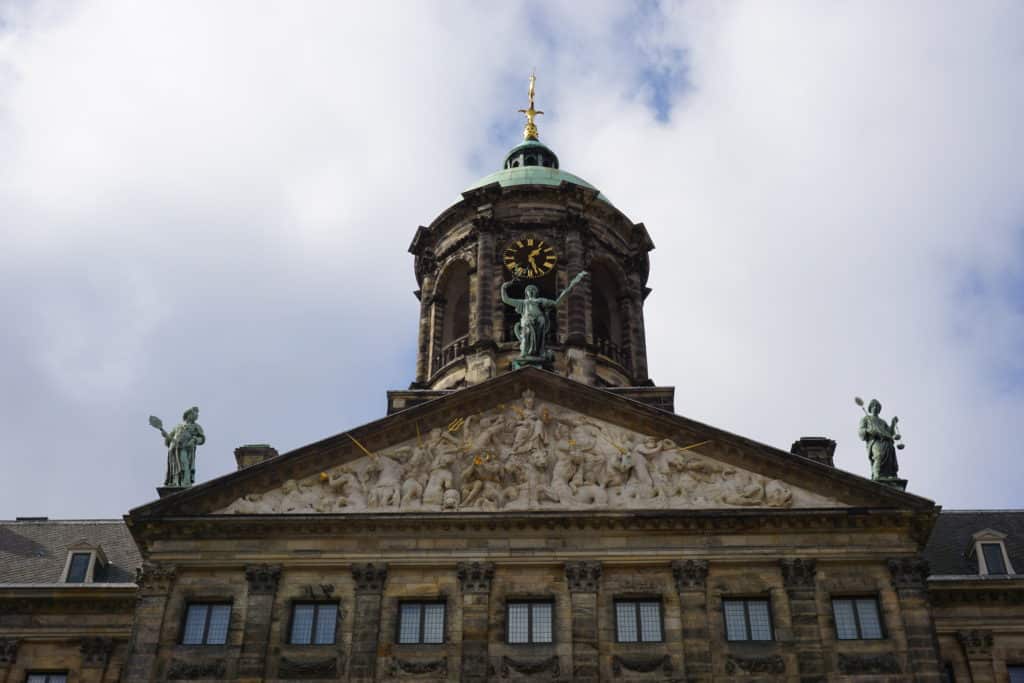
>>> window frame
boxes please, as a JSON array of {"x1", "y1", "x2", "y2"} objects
[
  {"x1": 722, "y1": 597, "x2": 775, "y2": 642},
  {"x1": 830, "y1": 596, "x2": 885, "y2": 640},
  {"x1": 179, "y1": 601, "x2": 233, "y2": 646},
  {"x1": 25, "y1": 673, "x2": 69, "y2": 683},
  {"x1": 395, "y1": 600, "x2": 447, "y2": 645},
  {"x1": 287, "y1": 601, "x2": 339, "y2": 646},
  {"x1": 505, "y1": 599, "x2": 555, "y2": 645},
  {"x1": 969, "y1": 529, "x2": 1016, "y2": 576},
  {"x1": 59, "y1": 547, "x2": 105, "y2": 584},
  {"x1": 613, "y1": 598, "x2": 665, "y2": 644}
]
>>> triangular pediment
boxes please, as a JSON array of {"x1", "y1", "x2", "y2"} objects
[{"x1": 132, "y1": 368, "x2": 934, "y2": 519}]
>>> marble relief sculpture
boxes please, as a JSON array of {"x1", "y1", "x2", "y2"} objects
[{"x1": 219, "y1": 391, "x2": 839, "y2": 515}]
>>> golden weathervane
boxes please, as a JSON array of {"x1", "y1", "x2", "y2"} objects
[{"x1": 518, "y1": 71, "x2": 543, "y2": 141}]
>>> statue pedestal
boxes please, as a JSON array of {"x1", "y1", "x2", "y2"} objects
[
  {"x1": 876, "y1": 477, "x2": 908, "y2": 491},
  {"x1": 513, "y1": 355, "x2": 552, "y2": 371},
  {"x1": 156, "y1": 485, "x2": 188, "y2": 499}
]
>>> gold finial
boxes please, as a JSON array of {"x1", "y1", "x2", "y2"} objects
[{"x1": 517, "y1": 70, "x2": 543, "y2": 141}]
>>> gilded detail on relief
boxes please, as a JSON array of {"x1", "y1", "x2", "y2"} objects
[{"x1": 217, "y1": 391, "x2": 842, "y2": 514}]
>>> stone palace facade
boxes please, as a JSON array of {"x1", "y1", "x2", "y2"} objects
[{"x1": 2, "y1": 97, "x2": 1023, "y2": 683}]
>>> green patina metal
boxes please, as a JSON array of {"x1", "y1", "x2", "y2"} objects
[{"x1": 463, "y1": 166, "x2": 612, "y2": 204}]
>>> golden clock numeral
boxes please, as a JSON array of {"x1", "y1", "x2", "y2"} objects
[
  {"x1": 527, "y1": 238, "x2": 534, "y2": 246},
  {"x1": 544, "y1": 246, "x2": 554, "y2": 253},
  {"x1": 516, "y1": 240, "x2": 524, "y2": 248}
]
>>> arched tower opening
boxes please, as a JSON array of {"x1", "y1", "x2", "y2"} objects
[
  {"x1": 589, "y1": 260, "x2": 628, "y2": 371},
  {"x1": 433, "y1": 259, "x2": 471, "y2": 373}
]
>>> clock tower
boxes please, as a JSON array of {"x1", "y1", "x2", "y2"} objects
[{"x1": 406, "y1": 78, "x2": 657, "y2": 395}]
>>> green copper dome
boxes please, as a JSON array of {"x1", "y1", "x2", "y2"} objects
[{"x1": 464, "y1": 139, "x2": 611, "y2": 204}]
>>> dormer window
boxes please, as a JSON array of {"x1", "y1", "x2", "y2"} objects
[
  {"x1": 60, "y1": 542, "x2": 107, "y2": 583},
  {"x1": 968, "y1": 529, "x2": 1015, "y2": 576}
]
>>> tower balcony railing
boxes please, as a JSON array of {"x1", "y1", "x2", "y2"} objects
[
  {"x1": 594, "y1": 337, "x2": 631, "y2": 370},
  {"x1": 433, "y1": 335, "x2": 469, "y2": 373}
]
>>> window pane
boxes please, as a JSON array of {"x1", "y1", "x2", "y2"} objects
[
  {"x1": 48, "y1": 677, "x2": 68, "y2": 683},
  {"x1": 639, "y1": 602, "x2": 662, "y2": 642},
  {"x1": 747, "y1": 600, "x2": 772, "y2": 641},
  {"x1": 508, "y1": 603, "x2": 529, "y2": 644},
  {"x1": 66, "y1": 553, "x2": 91, "y2": 583},
  {"x1": 616, "y1": 602, "x2": 638, "y2": 642},
  {"x1": 182, "y1": 604, "x2": 209, "y2": 644},
  {"x1": 724, "y1": 600, "x2": 747, "y2": 641},
  {"x1": 206, "y1": 604, "x2": 231, "y2": 645},
  {"x1": 1008, "y1": 666, "x2": 1024, "y2": 683},
  {"x1": 531, "y1": 603, "x2": 553, "y2": 644},
  {"x1": 398, "y1": 603, "x2": 421, "y2": 644},
  {"x1": 855, "y1": 599, "x2": 883, "y2": 639},
  {"x1": 290, "y1": 604, "x2": 315, "y2": 644},
  {"x1": 314, "y1": 604, "x2": 337, "y2": 645},
  {"x1": 422, "y1": 603, "x2": 445, "y2": 644},
  {"x1": 833, "y1": 599, "x2": 858, "y2": 640},
  {"x1": 982, "y1": 543, "x2": 1007, "y2": 575},
  {"x1": 26, "y1": 676, "x2": 50, "y2": 683}
]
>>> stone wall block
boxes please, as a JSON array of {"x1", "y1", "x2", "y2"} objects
[
  {"x1": 238, "y1": 564, "x2": 281, "y2": 679},
  {"x1": 350, "y1": 563, "x2": 387, "y2": 682}
]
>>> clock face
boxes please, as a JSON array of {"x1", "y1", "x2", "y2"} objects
[{"x1": 502, "y1": 237, "x2": 557, "y2": 279}]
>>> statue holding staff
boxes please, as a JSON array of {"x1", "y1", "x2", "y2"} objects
[
  {"x1": 149, "y1": 406, "x2": 205, "y2": 488},
  {"x1": 501, "y1": 271, "x2": 588, "y2": 362},
  {"x1": 855, "y1": 397, "x2": 904, "y2": 483}
]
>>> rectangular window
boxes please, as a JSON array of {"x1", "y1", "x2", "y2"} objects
[
  {"x1": 26, "y1": 675, "x2": 68, "y2": 683},
  {"x1": 289, "y1": 602, "x2": 338, "y2": 645},
  {"x1": 181, "y1": 603, "x2": 231, "y2": 645},
  {"x1": 832, "y1": 597, "x2": 884, "y2": 640},
  {"x1": 1008, "y1": 665, "x2": 1024, "y2": 683},
  {"x1": 723, "y1": 598, "x2": 773, "y2": 641},
  {"x1": 981, "y1": 543, "x2": 1008, "y2": 575},
  {"x1": 614, "y1": 600, "x2": 663, "y2": 643},
  {"x1": 397, "y1": 601, "x2": 445, "y2": 644},
  {"x1": 65, "y1": 552, "x2": 91, "y2": 583},
  {"x1": 507, "y1": 601, "x2": 553, "y2": 644}
]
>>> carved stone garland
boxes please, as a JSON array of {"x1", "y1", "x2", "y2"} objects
[
  {"x1": 501, "y1": 655, "x2": 560, "y2": 678},
  {"x1": 0, "y1": 639, "x2": 17, "y2": 666},
  {"x1": 135, "y1": 562, "x2": 176, "y2": 594},
  {"x1": 278, "y1": 656, "x2": 339, "y2": 679},
  {"x1": 887, "y1": 557, "x2": 930, "y2": 589},
  {"x1": 352, "y1": 563, "x2": 388, "y2": 593},
  {"x1": 457, "y1": 561, "x2": 495, "y2": 594},
  {"x1": 80, "y1": 637, "x2": 115, "y2": 668},
  {"x1": 611, "y1": 654, "x2": 673, "y2": 676},
  {"x1": 957, "y1": 629, "x2": 994, "y2": 658},
  {"x1": 837, "y1": 652, "x2": 901, "y2": 675},
  {"x1": 166, "y1": 659, "x2": 227, "y2": 680},
  {"x1": 780, "y1": 558, "x2": 817, "y2": 589},
  {"x1": 390, "y1": 656, "x2": 448, "y2": 676},
  {"x1": 725, "y1": 654, "x2": 785, "y2": 675},
  {"x1": 565, "y1": 561, "x2": 602, "y2": 592},
  {"x1": 245, "y1": 563, "x2": 282, "y2": 594},
  {"x1": 671, "y1": 559, "x2": 708, "y2": 592}
]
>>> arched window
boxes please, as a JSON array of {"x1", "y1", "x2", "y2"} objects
[
  {"x1": 434, "y1": 260, "x2": 471, "y2": 370},
  {"x1": 589, "y1": 263, "x2": 625, "y2": 367}
]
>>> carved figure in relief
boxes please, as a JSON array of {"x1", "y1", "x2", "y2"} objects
[
  {"x1": 442, "y1": 488, "x2": 461, "y2": 510},
  {"x1": 365, "y1": 454, "x2": 404, "y2": 508},
  {"x1": 327, "y1": 465, "x2": 366, "y2": 509},
  {"x1": 422, "y1": 451, "x2": 457, "y2": 506},
  {"x1": 461, "y1": 452, "x2": 505, "y2": 508},
  {"x1": 223, "y1": 492, "x2": 265, "y2": 514},
  {"x1": 511, "y1": 390, "x2": 547, "y2": 454},
  {"x1": 539, "y1": 438, "x2": 584, "y2": 505}
]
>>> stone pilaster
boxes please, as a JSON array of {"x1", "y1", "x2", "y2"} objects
[
  {"x1": 781, "y1": 559, "x2": 826, "y2": 683},
  {"x1": 124, "y1": 562, "x2": 176, "y2": 682},
  {"x1": 472, "y1": 218, "x2": 496, "y2": 347},
  {"x1": 625, "y1": 271, "x2": 649, "y2": 381},
  {"x1": 238, "y1": 564, "x2": 281, "y2": 680},
  {"x1": 78, "y1": 637, "x2": 115, "y2": 683},
  {"x1": 888, "y1": 557, "x2": 943, "y2": 683},
  {"x1": 565, "y1": 560, "x2": 601, "y2": 683},
  {"x1": 564, "y1": 224, "x2": 587, "y2": 346},
  {"x1": 672, "y1": 560, "x2": 711, "y2": 683},
  {"x1": 350, "y1": 562, "x2": 387, "y2": 683},
  {"x1": 414, "y1": 270, "x2": 435, "y2": 385},
  {"x1": 956, "y1": 629, "x2": 994, "y2": 683},
  {"x1": 457, "y1": 561, "x2": 495, "y2": 682}
]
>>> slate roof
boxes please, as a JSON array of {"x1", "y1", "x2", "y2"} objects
[
  {"x1": 0, "y1": 519, "x2": 141, "y2": 584},
  {"x1": 923, "y1": 510, "x2": 1024, "y2": 577}
]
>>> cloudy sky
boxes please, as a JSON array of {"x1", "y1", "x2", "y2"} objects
[{"x1": 1, "y1": 1, "x2": 1022, "y2": 519}]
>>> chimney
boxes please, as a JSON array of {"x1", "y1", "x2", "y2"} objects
[
  {"x1": 234, "y1": 444, "x2": 279, "y2": 471},
  {"x1": 790, "y1": 437, "x2": 836, "y2": 467}
]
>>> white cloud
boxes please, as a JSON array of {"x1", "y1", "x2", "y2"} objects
[{"x1": 0, "y1": 1, "x2": 1021, "y2": 516}]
